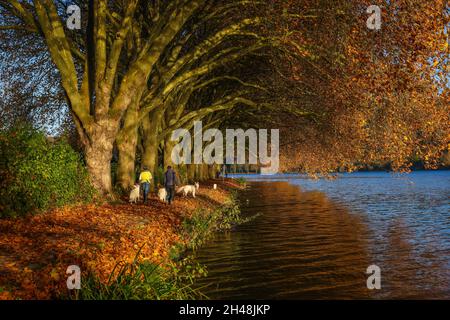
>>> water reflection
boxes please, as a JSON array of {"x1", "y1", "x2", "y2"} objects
[
  {"x1": 195, "y1": 182, "x2": 372, "y2": 299},
  {"x1": 194, "y1": 172, "x2": 450, "y2": 299},
  {"x1": 378, "y1": 216, "x2": 450, "y2": 298}
]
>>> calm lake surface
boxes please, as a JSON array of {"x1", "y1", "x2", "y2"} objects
[{"x1": 194, "y1": 171, "x2": 450, "y2": 299}]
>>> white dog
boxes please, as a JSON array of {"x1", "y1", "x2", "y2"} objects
[
  {"x1": 158, "y1": 188, "x2": 167, "y2": 203},
  {"x1": 177, "y1": 182, "x2": 199, "y2": 198},
  {"x1": 129, "y1": 184, "x2": 140, "y2": 203}
]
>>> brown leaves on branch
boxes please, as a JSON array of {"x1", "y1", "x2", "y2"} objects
[{"x1": 266, "y1": 0, "x2": 449, "y2": 173}]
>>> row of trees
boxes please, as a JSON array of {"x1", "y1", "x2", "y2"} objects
[{"x1": 1, "y1": 0, "x2": 448, "y2": 196}]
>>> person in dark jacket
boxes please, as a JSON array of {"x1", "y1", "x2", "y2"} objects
[{"x1": 164, "y1": 166, "x2": 178, "y2": 204}]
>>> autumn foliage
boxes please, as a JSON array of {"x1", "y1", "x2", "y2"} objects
[{"x1": 273, "y1": 0, "x2": 449, "y2": 173}]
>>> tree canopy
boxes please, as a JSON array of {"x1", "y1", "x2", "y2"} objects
[{"x1": 0, "y1": 0, "x2": 448, "y2": 194}]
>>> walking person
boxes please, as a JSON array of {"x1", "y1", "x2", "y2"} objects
[
  {"x1": 164, "y1": 165, "x2": 178, "y2": 204},
  {"x1": 139, "y1": 166, "x2": 152, "y2": 204}
]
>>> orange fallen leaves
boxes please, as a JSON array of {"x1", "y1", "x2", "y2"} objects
[{"x1": 0, "y1": 179, "x2": 237, "y2": 300}]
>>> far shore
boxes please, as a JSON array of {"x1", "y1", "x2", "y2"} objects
[{"x1": 225, "y1": 167, "x2": 450, "y2": 175}]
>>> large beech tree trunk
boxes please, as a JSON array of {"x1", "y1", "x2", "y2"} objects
[
  {"x1": 142, "y1": 109, "x2": 163, "y2": 176},
  {"x1": 116, "y1": 107, "x2": 139, "y2": 190},
  {"x1": 163, "y1": 138, "x2": 177, "y2": 170},
  {"x1": 83, "y1": 126, "x2": 116, "y2": 195}
]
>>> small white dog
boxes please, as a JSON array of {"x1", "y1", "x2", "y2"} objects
[
  {"x1": 129, "y1": 184, "x2": 140, "y2": 204},
  {"x1": 177, "y1": 182, "x2": 199, "y2": 198},
  {"x1": 158, "y1": 187, "x2": 167, "y2": 203}
]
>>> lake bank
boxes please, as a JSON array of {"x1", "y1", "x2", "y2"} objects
[{"x1": 0, "y1": 179, "x2": 244, "y2": 300}]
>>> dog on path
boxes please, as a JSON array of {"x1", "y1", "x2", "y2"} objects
[
  {"x1": 177, "y1": 182, "x2": 199, "y2": 198},
  {"x1": 129, "y1": 184, "x2": 140, "y2": 204},
  {"x1": 158, "y1": 188, "x2": 168, "y2": 203}
]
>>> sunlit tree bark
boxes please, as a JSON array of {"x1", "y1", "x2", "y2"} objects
[{"x1": 0, "y1": 0, "x2": 204, "y2": 194}]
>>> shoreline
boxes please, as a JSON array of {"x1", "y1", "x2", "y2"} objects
[
  {"x1": 226, "y1": 168, "x2": 450, "y2": 176},
  {"x1": 0, "y1": 179, "x2": 244, "y2": 300}
]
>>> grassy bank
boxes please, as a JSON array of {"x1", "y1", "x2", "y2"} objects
[{"x1": 0, "y1": 179, "x2": 245, "y2": 300}]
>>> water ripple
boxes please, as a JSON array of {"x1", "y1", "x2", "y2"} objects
[{"x1": 194, "y1": 171, "x2": 450, "y2": 299}]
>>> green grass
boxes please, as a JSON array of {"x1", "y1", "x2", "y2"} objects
[
  {"x1": 235, "y1": 177, "x2": 247, "y2": 186},
  {"x1": 179, "y1": 198, "x2": 250, "y2": 251},
  {"x1": 73, "y1": 250, "x2": 207, "y2": 300}
]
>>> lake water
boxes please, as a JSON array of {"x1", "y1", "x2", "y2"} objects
[{"x1": 194, "y1": 171, "x2": 450, "y2": 299}]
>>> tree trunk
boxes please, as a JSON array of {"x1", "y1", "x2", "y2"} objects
[
  {"x1": 84, "y1": 129, "x2": 115, "y2": 195},
  {"x1": 164, "y1": 137, "x2": 177, "y2": 170},
  {"x1": 116, "y1": 132, "x2": 138, "y2": 190},
  {"x1": 142, "y1": 109, "x2": 163, "y2": 175},
  {"x1": 116, "y1": 98, "x2": 140, "y2": 190},
  {"x1": 198, "y1": 163, "x2": 208, "y2": 181},
  {"x1": 187, "y1": 164, "x2": 196, "y2": 182},
  {"x1": 142, "y1": 135, "x2": 158, "y2": 174},
  {"x1": 209, "y1": 164, "x2": 218, "y2": 179}
]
